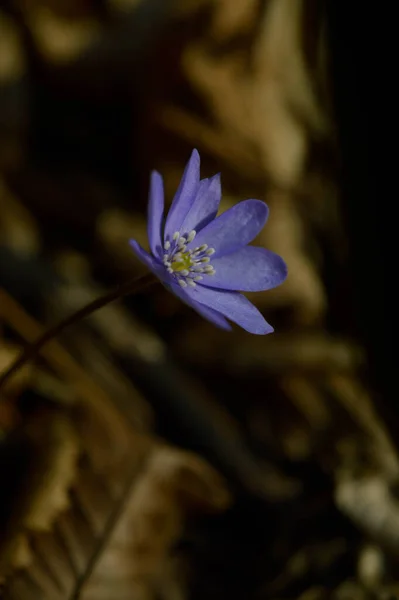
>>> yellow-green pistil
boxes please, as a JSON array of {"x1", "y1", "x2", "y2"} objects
[
  {"x1": 163, "y1": 230, "x2": 216, "y2": 288},
  {"x1": 171, "y1": 251, "x2": 194, "y2": 272}
]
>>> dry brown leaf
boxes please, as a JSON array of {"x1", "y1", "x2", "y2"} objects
[
  {"x1": 0, "y1": 342, "x2": 34, "y2": 396},
  {"x1": 181, "y1": 0, "x2": 327, "y2": 186},
  {"x1": 0, "y1": 293, "x2": 229, "y2": 599},
  {"x1": 0, "y1": 180, "x2": 41, "y2": 256},
  {"x1": 1, "y1": 438, "x2": 230, "y2": 600},
  {"x1": 81, "y1": 446, "x2": 230, "y2": 600},
  {"x1": 257, "y1": 190, "x2": 326, "y2": 323},
  {"x1": 24, "y1": 7, "x2": 101, "y2": 64},
  {"x1": 158, "y1": 105, "x2": 263, "y2": 183},
  {"x1": 328, "y1": 375, "x2": 399, "y2": 478},
  {"x1": 173, "y1": 330, "x2": 361, "y2": 375},
  {"x1": 0, "y1": 288, "x2": 133, "y2": 467},
  {"x1": 0, "y1": 409, "x2": 80, "y2": 581},
  {"x1": 208, "y1": 0, "x2": 259, "y2": 40},
  {"x1": 0, "y1": 11, "x2": 25, "y2": 82}
]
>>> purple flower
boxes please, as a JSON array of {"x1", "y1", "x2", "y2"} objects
[{"x1": 130, "y1": 149, "x2": 287, "y2": 333}]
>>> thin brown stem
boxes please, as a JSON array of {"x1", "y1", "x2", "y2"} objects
[{"x1": 0, "y1": 272, "x2": 156, "y2": 392}]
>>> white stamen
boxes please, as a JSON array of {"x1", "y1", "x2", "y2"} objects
[{"x1": 166, "y1": 228, "x2": 217, "y2": 285}]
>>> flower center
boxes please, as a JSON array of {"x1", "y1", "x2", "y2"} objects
[
  {"x1": 171, "y1": 251, "x2": 193, "y2": 272},
  {"x1": 163, "y1": 230, "x2": 216, "y2": 288}
]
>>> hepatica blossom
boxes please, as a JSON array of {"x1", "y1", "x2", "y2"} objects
[{"x1": 130, "y1": 150, "x2": 287, "y2": 333}]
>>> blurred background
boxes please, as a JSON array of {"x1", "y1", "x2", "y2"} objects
[{"x1": 1, "y1": 0, "x2": 398, "y2": 598}]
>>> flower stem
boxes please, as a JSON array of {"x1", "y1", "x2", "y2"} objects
[{"x1": 0, "y1": 272, "x2": 156, "y2": 392}]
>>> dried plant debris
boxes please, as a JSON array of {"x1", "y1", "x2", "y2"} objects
[
  {"x1": 0, "y1": 294, "x2": 230, "y2": 600},
  {"x1": 1, "y1": 0, "x2": 399, "y2": 598},
  {"x1": 80, "y1": 447, "x2": 230, "y2": 600},
  {"x1": 1, "y1": 436, "x2": 229, "y2": 600},
  {"x1": 0, "y1": 408, "x2": 80, "y2": 580}
]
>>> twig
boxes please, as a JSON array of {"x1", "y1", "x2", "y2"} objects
[{"x1": 0, "y1": 273, "x2": 155, "y2": 392}]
